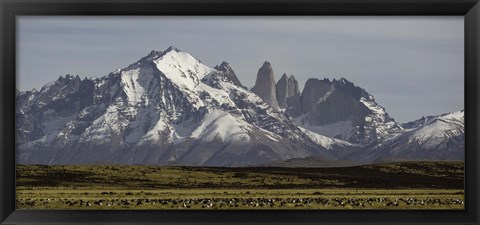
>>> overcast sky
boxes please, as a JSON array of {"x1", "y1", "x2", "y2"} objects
[{"x1": 17, "y1": 16, "x2": 464, "y2": 123}]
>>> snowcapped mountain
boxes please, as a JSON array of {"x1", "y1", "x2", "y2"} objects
[
  {"x1": 16, "y1": 46, "x2": 349, "y2": 166},
  {"x1": 291, "y1": 78, "x2": 401, "y2": 145},
  {"x1": 346, "y1": 110, "x2": 464, "y2": 163},
  {"x1": 15, "y1": 46, "x2": 464, "y2": 166}
]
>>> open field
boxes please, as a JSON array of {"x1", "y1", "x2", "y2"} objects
[{"x1": 16, "y1": 161, "x2": 464, "y2": 210}]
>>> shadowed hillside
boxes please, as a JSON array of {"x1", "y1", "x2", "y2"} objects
[{"x1": 17, "y1": 161, "x2": 463, "y2": 190}]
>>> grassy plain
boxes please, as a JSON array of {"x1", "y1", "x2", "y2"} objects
[{"x1": 16, "y1": 161, "x2": 464, "y2": 210}]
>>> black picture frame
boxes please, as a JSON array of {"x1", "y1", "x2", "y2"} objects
[{"x1": 1, "y1": 0, "x2": 479, "y2": 224}]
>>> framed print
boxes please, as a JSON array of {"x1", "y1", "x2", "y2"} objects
[{"x1": 1, "y1": 0, "x2": 479, "y2": 224}]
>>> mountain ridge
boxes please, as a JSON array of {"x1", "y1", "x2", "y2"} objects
[
  {"x1": 16, "y1": 46, "x2": 464, "y2": 166},
  {"x1": 16, "y1": 46, "x2": 342, "y2": 166}
]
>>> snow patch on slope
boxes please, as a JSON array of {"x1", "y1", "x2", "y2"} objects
[
  {"x1": 42, "y1": 115, "x2": 76, "y2": 145},
  {"x1": 120, "y1": 68, "x2": 145, "y2": 104},
  {"x1": 360, "y1": 96, "x2": 385, "y2": 116},
  {"x1": 360, "y1": 96, "x2": 401, "y2": 139},
  {"x1": 80, "y1": 103, "x2": 134, "y2": 144},
  {"x1": 299, "y1": 127, "x2": 355, "y2": 150},
  {"x1": 139, "y1": 117, "x2": 171, "y2": 143},
  {"x1": 294, "y1": 116, "x2": 354, "y2": 141},
  {"x1": 154, "y1": 50, "x2": 214, "y2": 91},
  {"x1": 409, "y1": 110, "x2": 464, "y2": 148},
  {"x1": 191, "y1": 109, "x2": 251, "y2": 143}
]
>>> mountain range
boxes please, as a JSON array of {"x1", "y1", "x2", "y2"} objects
[{"x1": 16, "y1": 46, "x2": 464, "y2": 166}]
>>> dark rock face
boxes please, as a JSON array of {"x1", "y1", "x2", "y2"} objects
[
  {"x1": 16, "y1": 75, "x2": 85, "y2": 145},
  {"x1": 303, "y1": 78, "x2": 371, "y2": 127},
  {"x1": 213, "y1": 61, "x2": 246, "y2": 89},
  {"x1": 306, "y1": 89, "x2": 370, "y2": 126},
  {"x1": 276, "y1": 73, "x2": 300, "y2": 108},
  {"x1": 251, "y1": 61, "x2": 279, "y2": 110},
  {"x1": 292, "y1": 78, "x2": 400, "y2": 145},
  {"x1": 285, "y1": 95, "x2": 302, "y2": 117},
  {"x1": 301, "y1": 78, "x2": 332, "y2": 113}
]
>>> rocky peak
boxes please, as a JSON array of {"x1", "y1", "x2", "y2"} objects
[
  {"x1": 216, "y1": 61, "x2": 230, "y2": 69},
  {"x1": 59, "y1": 74, "x2": 80, "y2": 80},
  {"x1": 331, "y1": 77, "x2": 369, "y2": 101},
  {"x1": 138, "y1": 50, "x2": 163, "y2": 62},
  {"x1": 287, "y1": 75, "x2": 300, "y2": 95},
  {"x1": 251, "y1": 61, "x2": 279, "y2": 110},
  {"x1": 165, "y1": 45, "x2": 180, "y2": 52},
  {"x1": 135, "y1": 46, "x2": 182, "y2": 65},
  {"x1": 260, "y1": 61, "x2": 272, "y2": 69},
  {"x1": 293, "y1": 77, "x2": 401, "y2": 145},
  {"x1": 214, "y1": 61, "x2": 246, "y2": 89},
  {"x1": 276, "y1": 73, "x2": 300, "y2": 108},
  {"x1": 288, "y1": 74, "x2": 298, "y2": 82},
  {"x1": 49, "y1": 75, "x2": 82, "y2": 90}
]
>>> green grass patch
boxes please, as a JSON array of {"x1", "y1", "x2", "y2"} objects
[{"x1": 15, "y1": 161, "x2": 464, "y2": 210}]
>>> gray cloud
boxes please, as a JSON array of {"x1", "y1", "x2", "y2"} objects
[{"x1": 17, "y1": 16, "x2": 463, "y2": 123}]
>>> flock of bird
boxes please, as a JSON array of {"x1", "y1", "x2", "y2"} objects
[{"x1": 17, "y1": 197, "x2": 464, "y2": 209}]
